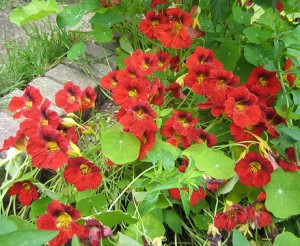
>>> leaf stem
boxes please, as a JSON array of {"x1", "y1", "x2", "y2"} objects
[{"x1": 108, "y1": 165, "x2": 156, "y2": 211}]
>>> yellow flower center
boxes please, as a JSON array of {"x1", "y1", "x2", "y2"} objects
[
  {"x1": 22, "y1": 183, "x2": 31, "y2": 191},
  {"x1": 178, "y1": 117, "x2": 189, "y2": 127},
  {"x1": 135, "y1": 108, "x2": 145, "y2": 118},
  {"x1": 56, "y1": 212, "x2": 72, "y2": 229},
  {"x1": 80, "y1": 164, "x2": 91, "y2": 175},
  {"x1": 246, "y1": 125, "x2": 253, "y2": 131},
  {"x1": 259, "y1": 76, "x2": 267, "y2": 86},
  {"x1": 47, "y1": 141, "x2": 59, "y2": 153},
  {"x1": 128, "y1": 88, "x2": 138, "y2": 98},
  {"x1": 197, "y1": 74, "x2": 204, "y2": 83},
  {"x1": 151, "y1": 20, "x2": 159, "y2": 27},
  {"x1": 249, "y1": 161, "x2": 261, "y2": 173},
  {"x1": 69, "y1": 96, "x2": 76, "y2": 103},
  {"x1": 235, "y1": 102, "x2": 245, "y2": 111},
  {"x1": 173, "y1": 22, "x2": 183, "y2": 35},
  {"x1": 84, "y1": 97, "x2": 91, "y2": 103},
  {"x1": 25, "y1": 100, "x2": 33, "y2": 107},
  {"x1": 41, "y1": 119, "x2": 49, "y2": 125},
  {"x1": 217, "y1": 79, "x2": 227, "y2": 89}
]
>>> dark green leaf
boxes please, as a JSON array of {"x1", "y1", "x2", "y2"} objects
[
  {"x1": 139, "y1": 191, "x2": 159, "y2": 215},
  {"x1": 90, "y1": 10, "x2": 124, "y2": 27},
  {"x1": 273, "y1": 232, "x2": 300, "y2": 246},
  {"x1": 67, "y1": 42, "x2": 86, "y2": 60},
  {"x1": 94, "y1": 210, "x2": 138, "y2": 227},
  {"x1": 193, "y1": 215, "x2": 213, "y2": 230},
  {"x1": 7, "y1": 216, "x2": 35, "y2": 230},
  {"x1": 56, "y1": 3, "x2": 86, "y2": 28},
  {"x1": 76, "y1": 194, "x2": 107, "y2": 216},
  {"x1": 232, "y1": 6, "x2": 251, "y2": 26},
  {"x1": 180, "y1": 189, "x2": 190, "y2": 217},
  {"x1": 0, "y1": 230, "x2": 58, "y2": 246},
  {"x1": 232, "y1": 229, "x2": 251, "y2": 246},
  {"x1": 243, "y1": 27, "x2": 273, "y2": 44},
  {"x1": 244, "y1": 44, "x2": 274, "y2": 66},
  {"x1": 214, "y1": 40, "x2": 240, "y2": 71},
  {"x1": 264, "y1": 169, "x2": 300, "y2": 219},
  {"x1": 119, "y1": 36, "x2": 134, "y2": 53},
  {"x1": 164, "y1": 210, "x2": 182, "y2": 234},
  {"x1": 209, "y1": 0, "x2": 231, "y2": 27},
  {"x1": 101, "y1": 130, "x2": 140, "y2": 164},
  {"x1": 92, "y1": 24, "x2": 113, "y2": 43},
  {"x1": 119, "y1": 232, "x2": 142, "y2": 246},
  {"x1": 10, "y1": 0, "x2": 59, "y2": 26},
  {"x1": 0, "y1": 215, "x2": 17, "y2": 235},
  {"x1": 29, "y1": 197, "x2": 52, "y2": 220}
]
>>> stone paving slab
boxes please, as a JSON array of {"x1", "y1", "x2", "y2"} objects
[
  {"x1": 0, "y1": 111, "x2": 20, "y2": 150},
  {"x1": 0, "y1": 89, "x2": 23, "y2": 115},
  {"x1": 29, "y1": 77, "x2": 65, "y2": 115},
  {"x1": 85, "y1": 42, "x2": 114, "y2": 61},
  {"x1": 45, "y1": 64, "x2": 98, "y2": 89}
]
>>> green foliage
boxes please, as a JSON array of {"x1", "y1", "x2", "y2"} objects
[
  {"x1": 183, "y1": 144, "x2": 235, "y2": 179},
  {"x1": 264, "y1": 169, "x2": 300, "y2": 218},
  {"x1": 209, "y1": 0, "x2": 232, "y2": 27},
  {"x1": 101, "y1": 129, "x2": 140, "y2": 164},
  {"x1": 94, "y1": 210, "x2": 138, "y2": 227},
  {"x1": 232, "y1": 229, "x2": 251, "y2": 246},
  {"x1": 0, "y1": 215, "x2": 58, "y2": 246},
  {"x1": 9, "y1": 0, "x2": 59, "y2": 26},
  {"x1": 273, "y1": 232, "x2": 300, "y2": 246}
]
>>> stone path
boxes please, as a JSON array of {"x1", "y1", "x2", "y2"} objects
[{"x1": 0, "y1": 41, "x2": 117, "y2": 151}]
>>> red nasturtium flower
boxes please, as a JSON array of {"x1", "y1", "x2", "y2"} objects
[
  {"x1": 8, "y1": 180, "x2": 38, "y2": 206},
  {"x1": 112, "y1": 78, "x2": 149, "y2": 108},
  {"x1": 100, "y1": 71, "x2": 119, "y2": 90},
  {"x1": 26, "y1": 126, "x2": 69, "y2": 170},
  {"x1": 1, "y1": 129, "x2": 27, "y2": 152},
  {"x1": 246, "y1": 66, "x2": 281, "y2": 96},
  {"x1": 224, "y1": 86, "x2": 262, "y2": 128},
  {"x1": 99, "y1": 0, "x2": 121, "y2": 8},
  {"x1": 116, "y1": 101, "x2": 158, "y2": 137},
  {"x1": 20, "y1": 99, "x2": 59, "y2": 137},
  {"x1": 234, "y1": 152, "x2": 274, "y2": 188},
  {"x1": 278, "y1": 147, "x2": 300, "y2": 172},
  {"x1": 139, "y1": 10, "x2": 166, "y2": 39},
  {"x1": 79, "y1": 86, "x2": 97, "y2": 112},
  {"x1": 37, "y1": 200, "x2": 85, "y2": 246},
  {"x1": 168, "y1": 187, "x2": 207, "y2": 206},
  {"x1": 8, "y1": 85, "x2": 43, "y2": 119},
  {"x1": 137, "y1": 130, "x2": 156, "y2": 160},
  {"x1": 148, "y1": 77, "x2": 165, "y2": 106},
  {"x1": 214, "y1": 203, "x2": 247, "y2": 232},
  {"x1": 156, "y1": 51, "x2": 171, "y2": 71},
  {"x1": 230, "y1": 122, "x2": 267, "y2": 143},
  {"x1": 80, "y1": 218, "x2": 113, "y2": 246},
  {"x1": 150, "y1": 0, "x2": 167, "y2": 8},
  {"x1": 55, "y1": 81, "x2": 82, "y2": 113},
  {"x1": 63, "y1": 157, "x2": 102, "y2": 191},
  {"x1": 156, "y1": 8, "x2": 194, "y2": 49}
]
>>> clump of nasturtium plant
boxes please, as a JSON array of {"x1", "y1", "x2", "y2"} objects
[{"x1": 1, "y1": 0, "x2": 300, "y2": 245}]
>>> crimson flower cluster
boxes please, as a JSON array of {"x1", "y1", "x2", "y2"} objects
[
  {"x1": 37, "y1": 200, "x2": 112, "y2": 246},
  {"x1": 139, "y1": 5, "x2": 205, "y2": 49},
  {"x1": 214, "y1": 192, "x2": 272, "y2": 233},
  {"x1": 2, "y1": 82, "x2": 102, "y2": 201}
]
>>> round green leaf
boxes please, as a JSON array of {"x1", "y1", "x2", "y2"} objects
[
  {"x1": 9, "y1": 0, "x2": 59, "y2": 26},
  {"x1": 94, "y1": 210, "x2": 138, "y2": 227},
  {"x1": 92, "y1": 24, "x2": 113, "y2": 43},
  {"x1": 0, "y1": 230, "x2": 58, "y2": 246},
  {"x1": 244, "y1": 44, "x2": 274, "y2": 66},
  {"x1": 102, "y1": 130, "x2": 140, "y2": 164},
  {"x1": 232, "y1": 6, "x2": 251, "y2": 26},
  {"x1": 56, "y1": 3, "x2": 86, "y2": 28},
  {"x1": 214, "y1": 40, "x2": 240, "y2": 71},
  {"x1": 264, "y1": 169, "x2": 300, "y2": 219},
  {"x1": 193, "y1": 215, "x2": 213, "y2": 230},
  {"x1": 243, "y1": 27, "x2": 273, "y2": 44},
  {"x1": 76, "y1": 194, "x2": 107, "y2": 216},
  {"x1": 67, "y1": 42, "x2": 86, "y2": 60},
  {"x1": 164, "y1": 210, "x2": 182, "y2": 234},
  {"x1": 183, "y1": 145, "x2": 235, "y2": 179},
  {"x1": 274, "y1": 232, "x2": 300, "y2": 246}
]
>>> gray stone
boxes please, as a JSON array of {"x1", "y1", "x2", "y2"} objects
[
  {"x1": 45, "y1": 64, "x2": 98, "y2": 89},
  {"x1": 29, "y1": 77, "x2": 65, "y2": 115},
  {"x1": 0, "y1": 89, "x2": 23, "y2": 115},
  {"x1": 0, "y1": 111, "x2": 20, "y2": 150},
  {"x1": 85, "y1": 42, "x2": 113, "y2": 61}
]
